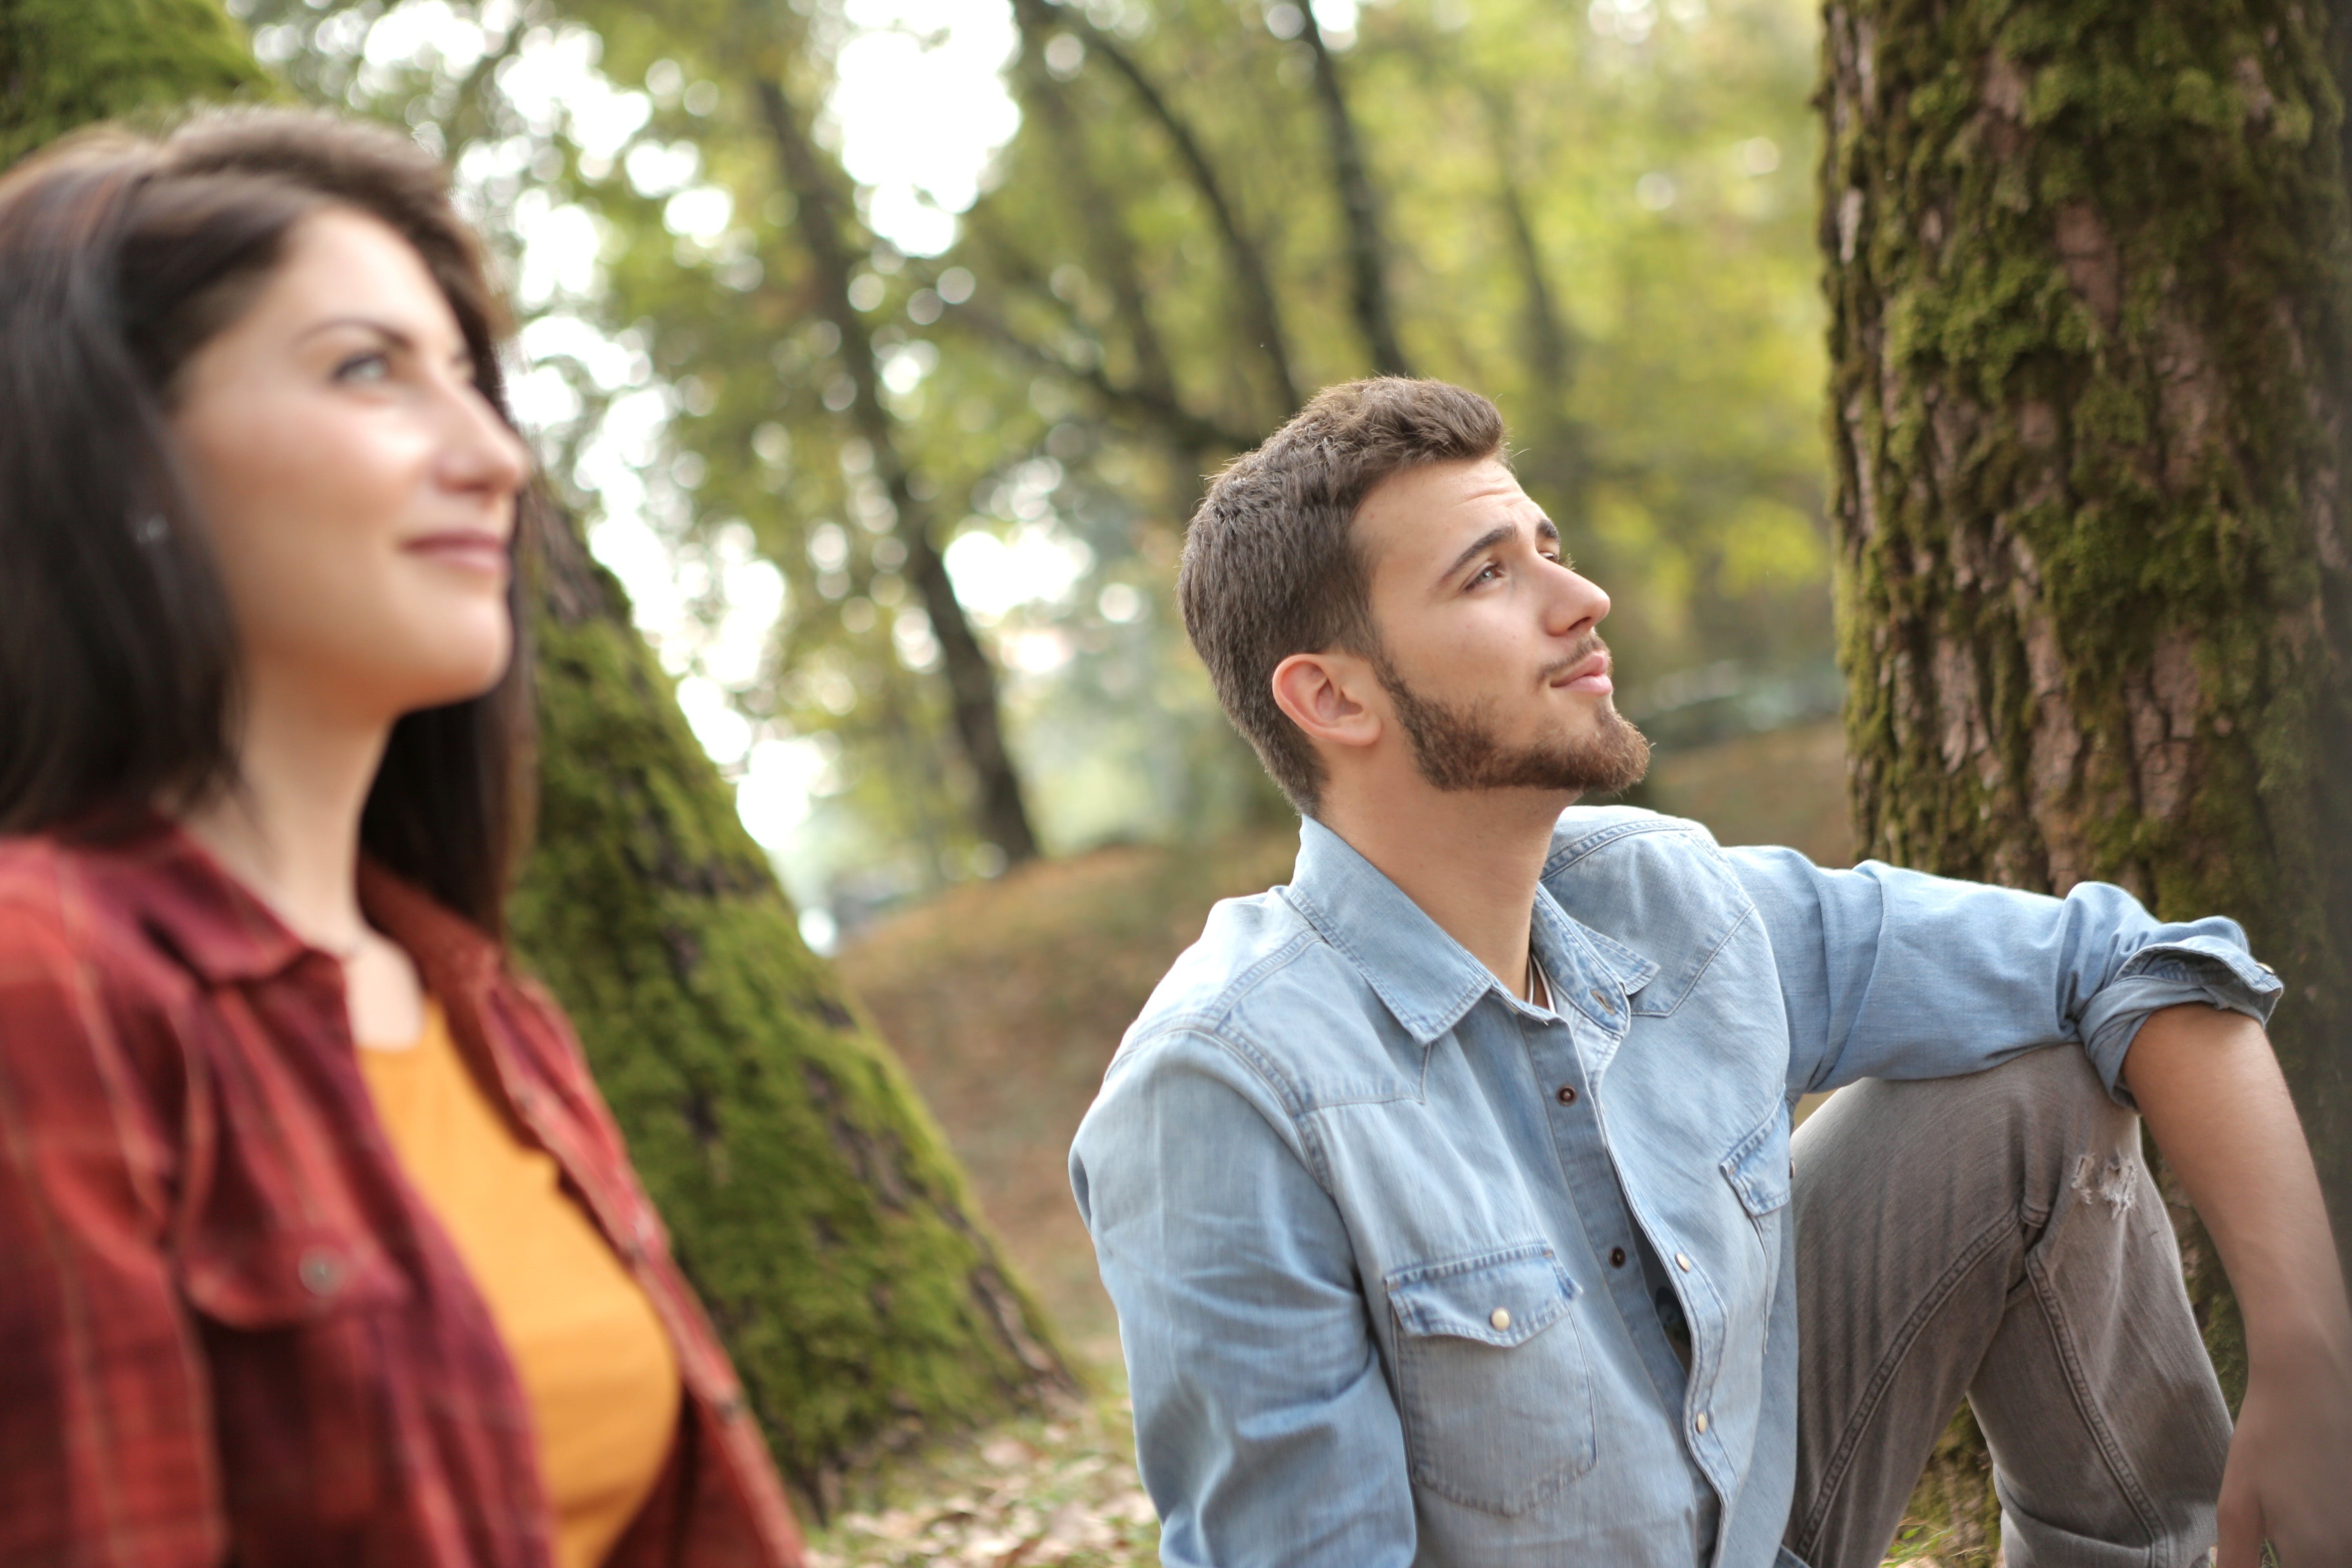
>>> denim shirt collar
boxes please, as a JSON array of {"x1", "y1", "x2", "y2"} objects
[{"x1": 1281, "y1": 817, "x2": 1660, "y2": 1047}]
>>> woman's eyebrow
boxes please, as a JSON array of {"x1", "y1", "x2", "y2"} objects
[{"x1": 294, "y1": 315, "x2": 456, "y2": 359}]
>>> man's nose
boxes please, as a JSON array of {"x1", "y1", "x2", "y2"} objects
[{"x1": 1545, "y1": 563, "x2": 1610, "y2": 638}]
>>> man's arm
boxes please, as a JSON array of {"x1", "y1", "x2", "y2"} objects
[
  {"x1": 1721, "y1": 844, "x2": 2283, "y2": 1100},
  {"x1": 1070, "y1": 1030, "x2": 1417, "y2": 1568},
  {"x1": 2122, "y1": 1006, "x2": 2352, "y2": 1568}
]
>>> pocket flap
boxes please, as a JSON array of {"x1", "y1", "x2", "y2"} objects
[
  {"x1": 1386, "y1": 1245, "x2": 1577, "y2": 1347},
  {"x1": 180, "y1": 1225, "x2": 408, "y2": 1329},
  {"x1": 1721, "y1": 1106, "x2": 1792, "y2": 1218}
]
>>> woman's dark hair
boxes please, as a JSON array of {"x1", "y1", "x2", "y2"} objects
[{"x1": 0, "y1": 107, "x2": 539, "y2": 933}]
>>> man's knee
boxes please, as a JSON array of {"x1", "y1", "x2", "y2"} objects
[{"x1": 1796, "y1": 1046, "x2": 2138, "y2": 1227}]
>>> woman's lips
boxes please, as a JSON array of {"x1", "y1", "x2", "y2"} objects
[{"x1": 403, "y1": 531, "x2": 510, "y2": 575}]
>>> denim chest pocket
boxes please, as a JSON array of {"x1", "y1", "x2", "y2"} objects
[
  {"x1": 1383, "y1": 1243, "x2": 1597, "y2": 1516},
  {"x1": 1721, "y1": 1103, "x2": 1793, "y2": 1273}
]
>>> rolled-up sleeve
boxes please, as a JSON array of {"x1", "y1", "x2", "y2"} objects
[
  {"x1": 1070, "y1": 1029, "x2": 1416, "y2": 1568},
  {"x1": 1724, "y1": 847, "x2": 2283, "y2": 1105}
]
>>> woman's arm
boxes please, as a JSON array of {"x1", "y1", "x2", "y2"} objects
[
  {"x1": 0, "y1": 906, "x2": 223, "y2": 1566},
  {"x1": 2123, "y1": 1006, "x2": 2352, "y2": 1568}
]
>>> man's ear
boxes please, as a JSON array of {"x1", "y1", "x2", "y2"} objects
[{"x1": 1270, "y1": 650, "x2": 1382, "y2": 753}]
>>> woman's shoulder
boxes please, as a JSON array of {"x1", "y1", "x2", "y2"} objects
[
  {"x1": 0, "y1": 831, "x2": 207, "y2": 1013},
  {"x1": 0, "y1": 833, "x2": 100, "y2": 949}
]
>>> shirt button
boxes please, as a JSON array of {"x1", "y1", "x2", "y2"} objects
[
  {"x1": 1489, "y1": 1307, "x2": 1512, "y2": 1331},
  {"x1": 1610, "y1": 1247, "x2": 1627, "y2": 1268},
  {"x1": 1675, "y1": 1253, "x2": 1692, "y2": 1272},
  {"x1": 1695, "y1": 1411, "x2": 1710, "y2": 1435},
  {"x1": 1555, "y1": 1084, "x2": 1577, "y2": 1106},
  {"x1": 1588, "y1": 988, "x2": 1616, "y2": 1015},
  {"x1": 298, "y1": 1248, "x2": 346, "y2": 1297}
]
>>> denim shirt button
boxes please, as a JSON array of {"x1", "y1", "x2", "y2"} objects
[
  {"x1": 1695, "y1": 1411, "x2": 1709, "y2": 1435},
  {"x1": 1555, "y1": 1084, "x2": 1577, "y2": 1106},
  {"x1": 1675, "y1": 1252, "x2": 1692, "y2": 1271},
  {"x1": 1488, "y1": 1307, "x2": 1511, "y2": 1330}
]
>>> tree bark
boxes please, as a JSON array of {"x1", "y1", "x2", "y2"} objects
[
  {"x1": 4, "y1": 2, "x2": 1074, "y2": 1512},
  {"x1": 519, "y1": 517, "x2": 1071, "y2": 1513},
  {"x1": 1298, "y1": 5, "x2": 1414, "y2": 379},
  {"x1": 0, "y1": 0, "x2": 271, "y2": 164},
  {"x1": 1821, "y1": 0, "x2": 2352, "y2": 1541},
  {"x1": 750, "y1": 66, "x2": 1042, "y2": 868}
]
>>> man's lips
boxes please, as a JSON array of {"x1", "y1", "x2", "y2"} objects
[
  {"x1": 401, "y1": 529, "x2": 510, "y2": 575},
  {"x1": 1549, "y1": 650, "x2": 1613, "y2": 696}
]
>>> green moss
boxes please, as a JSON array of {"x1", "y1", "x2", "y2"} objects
[
  {"x1": 511, "y1": 563, "x2": 1071, "y2": 1510},
  {"x1": 0, "y1": 0, "x2": 276, "y2": 165}
]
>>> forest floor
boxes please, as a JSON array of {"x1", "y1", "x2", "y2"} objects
[{"x1": 818, "y1": 721, "x2": 1996, "y2": 1567}]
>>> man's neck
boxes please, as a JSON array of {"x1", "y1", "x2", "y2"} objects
[{"x1": 1319, "y1": 782, "x2": 1571, "y2": 1002}]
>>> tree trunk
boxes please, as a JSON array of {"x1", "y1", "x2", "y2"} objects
[
  {"x1": 750, "y1": 58, "x2": 1043, "y2": 868},
  {"x1": 1298, "y1": 5, "x2": 1415, "y2": 379},
  {"x1": 0, "y1": 0, "x2": 270, "y2": 163},
  {"x1": 1820, "y1": 0, "x2": 2352, "y2": 1544},
  {"x1": 5, "y1": 3, "x2": 1074, "y2": 1512},
  {"x1": 1038, "y1": 0, "x2": 1302, "y2": 419},
  {"x1": 517, "y1": 517, "x2": 1071, "y2": 1512}
]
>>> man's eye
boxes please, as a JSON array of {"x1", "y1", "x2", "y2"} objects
[
  {"x1": 1471, "y1": 561, "x2": 1504, "y2": 586},
  {"x1": 333, "y1": 351, "x2": 391, "y2": 384}
]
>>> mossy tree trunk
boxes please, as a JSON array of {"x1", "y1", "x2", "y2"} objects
[
  {"x1": 0, "y1": 0, "x2": 272, "y2": 163},
  {"x1": 5, "y1": 0, "x2": 1074, "y2": 1514},
  {"x1": 1820, "y1": 0, "x2": 2352, "y2": 1550},
  {"x1": 515, "y1": 518, "x2": 1071, "y2": 1512}
]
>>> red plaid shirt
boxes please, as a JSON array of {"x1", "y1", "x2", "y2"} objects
[{"x1": 0, "y1": 823, "x2": 805, "y2": 1568}]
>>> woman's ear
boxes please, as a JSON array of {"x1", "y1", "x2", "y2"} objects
[{"x1": 1270, "y1": 650, "x2": 1382, "y2": 752}]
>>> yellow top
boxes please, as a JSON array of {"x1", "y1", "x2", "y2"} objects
[{"x1": 358, "y1": 1002, "x2": 681, "y2": 1568}]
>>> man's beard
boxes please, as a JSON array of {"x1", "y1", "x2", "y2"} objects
[{"x1": 1375, "y1": 637, "x2": 1651, "y2": 795}]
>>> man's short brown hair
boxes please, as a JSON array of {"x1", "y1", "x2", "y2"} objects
[{"x1": 1178, "y1": 378, "x2": 1506, "y2": 815}]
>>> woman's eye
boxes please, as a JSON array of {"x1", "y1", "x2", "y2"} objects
[{"x1": 333, "y1": 351, "x2": 391, "y2": 385}]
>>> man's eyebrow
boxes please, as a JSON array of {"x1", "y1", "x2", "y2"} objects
[
  {"x1": 1536, "y1": 516, "x2": 1560, "y2": 543},
  {"x1": 1439, "y1": 522, "x2": 1519, "y2": 584}
]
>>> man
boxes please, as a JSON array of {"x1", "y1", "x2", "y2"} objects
[{"x1": 1069, "y1": 379, "x2": 2352, "y2": 1568}]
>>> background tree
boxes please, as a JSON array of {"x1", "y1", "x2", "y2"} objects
[
  {"x1": 1, "y1": 0, "x2": 1073, "y2": 1514},
  {"x1": 1820, "y1": 0, "x2": 2352, "y2": 1544}
]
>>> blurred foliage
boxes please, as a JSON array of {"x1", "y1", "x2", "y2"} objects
[{"x1": 223, "y1": 0, "x2": 1834, "y2": 925}]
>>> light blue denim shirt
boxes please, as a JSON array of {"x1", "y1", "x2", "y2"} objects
[{"x1": 1069, "y1": 807, "x2": 2280, "y2": 1568}]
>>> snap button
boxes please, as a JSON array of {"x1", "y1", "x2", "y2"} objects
[
  {"x1": 1675, "y1": 1252, "x2": 1692, "y2": 1272},
  {"x1": 1488, "y1": 1307, "x2": 1511, "y2": 1331},
  {"x1": 1555, "y1": 1084, "x2": 1577, "y2": 1106},
  {"x1": 298, "y1": 1247, "x2": 346, "y2": 1297},
  {"x1": 1694, "y1": 1411, "x2": 1709, "y2": 1435},
  {"x1": 1610, "y1": 1246, "x2": 1627, "y2": 1268}
]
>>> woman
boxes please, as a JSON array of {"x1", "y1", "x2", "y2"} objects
[{"x1": 0, "y1": 109, "x2": 803, "y2": 1567}]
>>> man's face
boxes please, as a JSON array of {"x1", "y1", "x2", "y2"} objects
[{"x1": 1352, "y1": 456, "x2": 1648, "y2": 795}]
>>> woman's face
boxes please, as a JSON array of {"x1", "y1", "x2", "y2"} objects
[{"x1": 170, "y1": 207, "x2": 529, "y2": 729}]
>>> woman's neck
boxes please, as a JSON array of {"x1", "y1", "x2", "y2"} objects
[{"x1": 177, "y1": 677, "x2": 391, "y2": 954}]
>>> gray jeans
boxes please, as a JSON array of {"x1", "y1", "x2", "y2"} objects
[{"x1": 1786, "y1": 1045, "x2": 2233, "y2": 1568}]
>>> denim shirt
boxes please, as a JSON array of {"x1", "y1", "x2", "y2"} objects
[{"x1": 1068, "y1": 808, "x2": 2280, "y2": 1568}]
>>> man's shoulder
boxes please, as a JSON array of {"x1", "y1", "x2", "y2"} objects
[
  {"x1": 1113, "y1": 886, "x2": 1410, "y2": 1101},
  {"x1": 1542, "y1": 806, "x2": 1764, "y2": 1014},
  {"x1": 1545, "y1": 803, "x2": 1725, "y2": 864}
]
